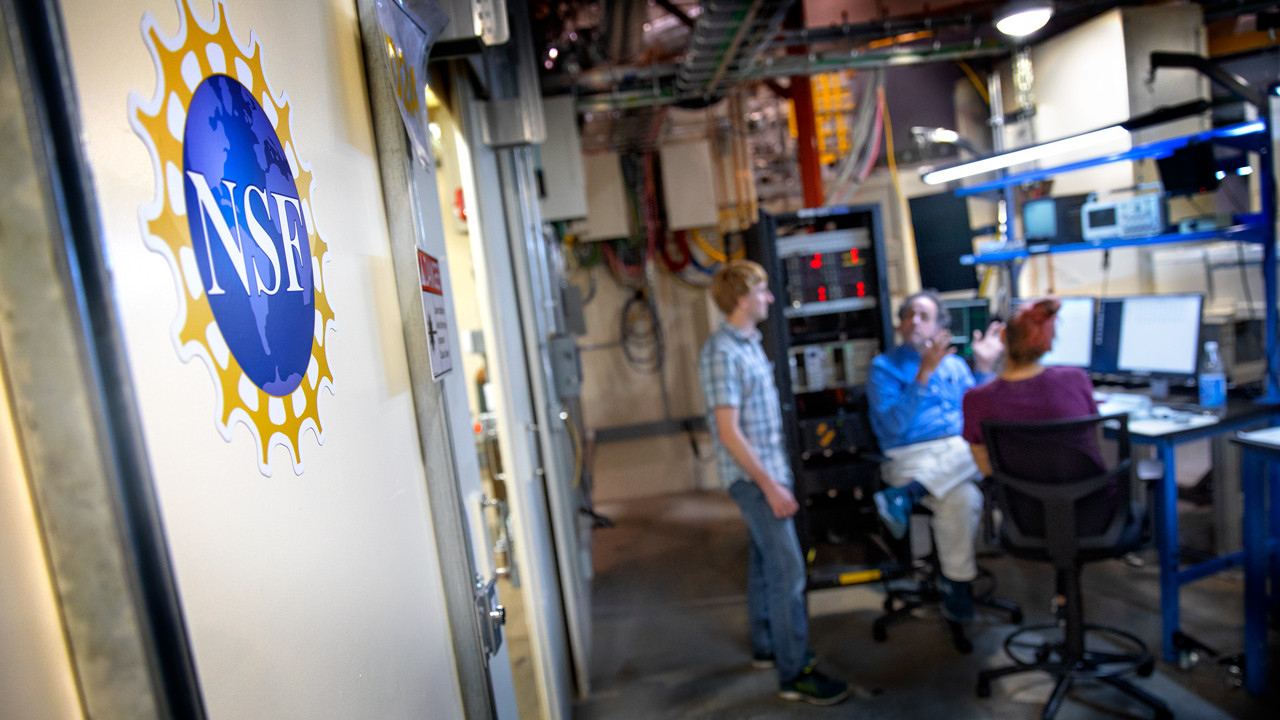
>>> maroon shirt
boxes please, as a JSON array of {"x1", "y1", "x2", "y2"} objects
[
  {"x1": 962, "y1": 366, "x2": 1097, "y2": 447},
  {"x1": 962, "y1": 366, "x2": 1115, "y2": 536}
]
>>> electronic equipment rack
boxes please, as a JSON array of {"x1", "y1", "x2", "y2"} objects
[{"x1": 746, "y1": 204, "x2": 903, "y2": 590}]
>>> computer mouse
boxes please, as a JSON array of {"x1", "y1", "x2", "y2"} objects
[{"x1": 1150, "y1": 406, "x2": 1173, "y2": 419}]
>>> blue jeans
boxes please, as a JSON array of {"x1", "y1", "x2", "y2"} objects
[{"x1": 728, "y1": 480, "x2": 809, "y2": 682}]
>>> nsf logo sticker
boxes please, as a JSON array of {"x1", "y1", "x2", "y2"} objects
[{"x1": 129, "y1": 0, "x2": 335, "y2": 476}]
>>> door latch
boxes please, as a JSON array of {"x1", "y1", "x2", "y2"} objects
[{"x1": 473, "y1": 574, "x2": 505, "y2": 659}]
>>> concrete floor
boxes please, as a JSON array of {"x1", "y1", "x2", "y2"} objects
[{"x1": 576, "y1": 491, "x2": 1275, "y2": 719}]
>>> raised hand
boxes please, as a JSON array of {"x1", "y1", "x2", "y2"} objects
[
  {"x1": 971, "y1": 320, "x2": 1006, "y2": 374},
  {"x1": 916, "y1": 328, "x2": 955, "y2": 384}
]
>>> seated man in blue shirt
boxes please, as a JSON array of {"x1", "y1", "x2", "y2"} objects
[{"x1": 867, "y1": 290, "x2": 1004, "y2": 622}]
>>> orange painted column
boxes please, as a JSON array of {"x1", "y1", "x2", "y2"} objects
[{"x1": 785, "y1": 2, "x2": 822, "y2": 207}]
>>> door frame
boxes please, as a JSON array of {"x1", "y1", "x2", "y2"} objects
[
  {"x1": 1, "y1": 1, "x2": 205, "y2": 717},
  {"x1": 353, "y1": 1, "x2": 503, "y2": 718}
]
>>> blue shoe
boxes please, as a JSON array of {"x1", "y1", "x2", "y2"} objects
[{"x1": 874, "y1": 486, "x2": 912, "y2": 539}]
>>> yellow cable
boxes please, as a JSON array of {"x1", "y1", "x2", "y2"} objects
[
  {"x1": 881, "y1": 87, "x2": 903, "y2": 207},
  {"x1": 881, "y1": 87, "x2": 922, "y2": 292},
  {"x1": 957, "y1": 60, "x2": 991, "y2": 106},
  {"x1": 691, "y1": 227, "x2": 729, "y2": 263}
]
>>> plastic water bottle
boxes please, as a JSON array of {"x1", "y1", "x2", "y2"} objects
[{"x1": 1198, "y1": 341, "x2": 1227, "y2": 410}]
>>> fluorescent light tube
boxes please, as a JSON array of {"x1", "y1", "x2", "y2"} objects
[{"x1": 921, "y1": 126, "x2": 1129, "y2": 185}]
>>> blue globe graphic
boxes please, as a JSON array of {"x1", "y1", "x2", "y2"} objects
[{"x1": 183, "y1": 74, "x2": 314, "y2": 397}]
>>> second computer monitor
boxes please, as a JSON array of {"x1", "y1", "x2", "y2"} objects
[
  {"x1": 1092, "y1": 294, "x2": 1203, "y2": 381},
  {"x1": 1010, "y1": 296, "x2": 1095, "y2": 368}
]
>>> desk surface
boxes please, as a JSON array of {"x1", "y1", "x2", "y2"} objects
[
  {"x1": 1128, "y1": 414, "x2": 1219, "y2": 437},
  {"x1": 1233, "y1": 425, "x2": 1280, "y2": 450},
  {"x1": 1115, "y1": 395, "x2": 1280, "y2": 441}
]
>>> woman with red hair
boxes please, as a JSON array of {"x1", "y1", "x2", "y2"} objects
[{"x1": 962, "y1": 297, "x2": 1099, "y2": 477}]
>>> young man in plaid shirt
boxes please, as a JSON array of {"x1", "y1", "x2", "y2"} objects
[{"x1": 698, "y1": 259, "x2": 849, "y2": 706}]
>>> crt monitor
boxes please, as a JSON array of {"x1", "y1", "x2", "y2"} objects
[
  {"x1": 1091, "y1": 294, "x2": 1203, "y2": 382},
  {"x1": 1021, "y1": 194, "x2": 1088, "y2": 244},
  {"x1": 1010, "y1": 296, "x2": 1095, "y2": 368}
]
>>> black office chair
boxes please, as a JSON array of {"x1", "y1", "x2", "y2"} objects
[
  {"x1": 977, "y1": 413, "x2": 1171, "y2": 720},
  {"x1": 872, "y1": 491, "x2": 1023, "y2": 655}
]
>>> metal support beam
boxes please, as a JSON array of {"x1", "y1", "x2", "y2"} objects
[{"x1": 786, "y1": 1, "x2": 822, "y2": 207}]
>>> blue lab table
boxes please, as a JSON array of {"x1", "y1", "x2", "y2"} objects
[
  {"x1": 1230, "y1": 426, "x2": 1280, "y2": 695},
  {"x1": 1125, "y1": 398, "x2": 1280, "y2": 685}
]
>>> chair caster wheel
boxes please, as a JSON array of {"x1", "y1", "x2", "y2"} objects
[
  {"x1": 882, "y1": 598, "x2": 895, "y2": 613},
  {"x1": 1137, "y1": 657, "x2": 1155, "y2": 677},
  {"x1": 1010, "y1": 609, "x2": 1023, "y2": 624},
  {"x1": 872, "y1": 622, "x2": 887, "y2": 642},
  {"x1": 976, "y1": 679, "x2": 991, "y2": 698},
  {"x1": 954, "y1": 636, "x2": 973, "y2": 655}
]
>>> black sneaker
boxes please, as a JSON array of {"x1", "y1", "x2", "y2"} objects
[{"x1": 779, "y1": 666, "x2": 851, "y2": 706}]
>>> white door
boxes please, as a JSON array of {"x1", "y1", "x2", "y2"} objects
[{"x1": 44, "y1": 0, "x2": 512, "y2": 716}]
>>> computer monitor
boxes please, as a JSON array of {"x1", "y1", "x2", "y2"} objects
[
  {"x1": 942, "y1": 298, "x2": 989, "y2": 363},
  {"x1": 1011, "y1": 296, "x2": 1095, "y2": 368},
  {"x1": 1021, "y1": 194, "x2": 1088, "y2": 245},
  {"x1": 1091, "y1": 294, "x2": 1203, "y2": 383}
]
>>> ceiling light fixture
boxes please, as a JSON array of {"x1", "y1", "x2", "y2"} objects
[
  {"x1": 921, "y1": 126, "x2": 1129, "y2": 185},
  {"x1": 995, "y1": 0, "x2": 1054, "y2": 38}
]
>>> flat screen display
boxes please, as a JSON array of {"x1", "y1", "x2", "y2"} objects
[
  {"x1": 1117, "y1": 294, "x2": 1202, "y2": 375},
  {"x1": 1091, "y1": 294, "x2": 1203, "y2": 379},
  {"x1": 1042, "y1": 297, "x2": 1095, "y2": 368}
]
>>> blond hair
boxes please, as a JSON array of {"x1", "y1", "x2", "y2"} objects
[{"x1": 710, "y1": 259, "x2": 768, "y2": 314}]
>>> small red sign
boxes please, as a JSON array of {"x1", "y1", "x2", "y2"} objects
[{"x1": 418, "y1": 250, "x2": 442, "y2": 295}]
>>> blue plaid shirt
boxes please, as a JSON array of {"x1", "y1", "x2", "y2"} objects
[{"x1": 699, "y1": 322, "x2": 791, "y2": 490}]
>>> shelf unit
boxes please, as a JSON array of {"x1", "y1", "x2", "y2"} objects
[{"x1": 947, "y1": 117, "x2": 1278, "y2": 400}]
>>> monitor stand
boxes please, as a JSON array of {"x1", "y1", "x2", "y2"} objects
[{"x1": 1147, "y1": 377, "x2": 1170, "y2": 401}]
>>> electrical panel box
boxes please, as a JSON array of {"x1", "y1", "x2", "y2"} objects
[
  {"x1": 747, "y1": 204, "x2": 899, "y2": 588},
  {"x1": 658, "y1": 140, "x2": 719, "y2": 230},
  {"x1": 568, "y1": 153, "x2": 631, "y2": 241},
  {"x1": 538, "y1": 96, "x2": 587, "y2": 222}
]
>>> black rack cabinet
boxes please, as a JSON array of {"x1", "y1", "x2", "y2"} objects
[{"x1": 747, "y1": 204, "x2": 902, "y2": 589}]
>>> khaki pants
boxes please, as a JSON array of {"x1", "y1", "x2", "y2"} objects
[{"x1": 883, "y1": 436, "x2": 982, "y2": 582}]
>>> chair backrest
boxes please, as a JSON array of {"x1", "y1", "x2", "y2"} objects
[{"x1": 980, "y1": 413, "x2": 1135, "y2": 566}]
